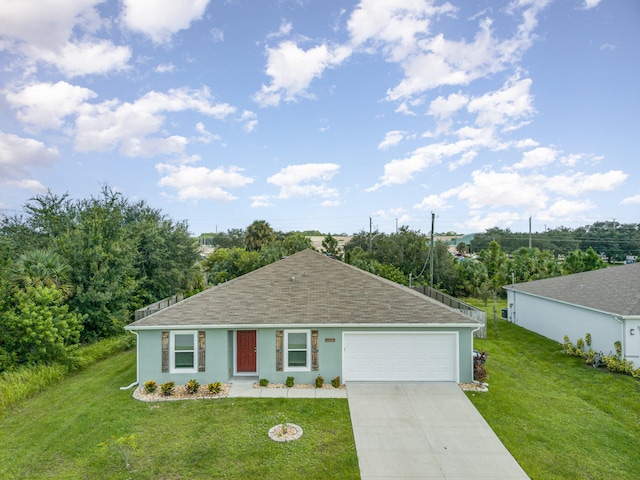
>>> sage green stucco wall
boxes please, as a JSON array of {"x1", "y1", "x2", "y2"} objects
[
  {"x1": 135, "y1": 326, "x2": 476, "y2": 386},
  {"x1": 136, "y1": 329, "x2": 230, "y2": 386}
]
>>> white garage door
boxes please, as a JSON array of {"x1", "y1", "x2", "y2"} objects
[{"x1": 342, "y1": 332, "x2": 458, "y2": 382}]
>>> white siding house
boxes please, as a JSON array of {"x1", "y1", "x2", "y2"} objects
[{"x1": 504, "y1": 263, "x2": 640, "y2": 362}]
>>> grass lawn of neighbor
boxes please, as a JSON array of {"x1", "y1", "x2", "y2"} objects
[{"x1": 465, "y1": 298, "x2": 640, "y2": 480}]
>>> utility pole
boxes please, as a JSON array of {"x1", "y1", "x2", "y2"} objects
[
  {"x1": 369, "y1": 216, "x2": 373, "y2": 252},
  {"x1": 430, "y1": 212, "x2": 435, "y2": 288},
  {"x1": 529, "y1": 216, "x2": 532, "y2": 249}
]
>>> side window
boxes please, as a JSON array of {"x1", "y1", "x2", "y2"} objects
[
  {"x1": 170, "y1": 331, "x2": 197, "y2": 373},
  {"x1": 284, "y1": 330, "x2": 310, "y2": 371}
]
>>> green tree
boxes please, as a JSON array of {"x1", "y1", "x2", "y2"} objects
[
  {"x1": 322, "y1": 234, "x2": 341, "y2": 259},
  {"x1": 454, "y1": 260, "x2": 488, "y2": 297},
  {"x1": 282, "y1": 232, "x2": 314, "y2": 255},
  {"x1": 12, "y1": 249, "x2": 72, "y2": 298},
  {"x1": 0, "y1": 286, "x2": 84, "y2": 369},
  {"x1": 245, "y1": 220, "x2": 276, "y2": 252}
]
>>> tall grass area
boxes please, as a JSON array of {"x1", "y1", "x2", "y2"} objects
[{"x1": 0, "y1": 334, "x2": 135, "y2": 416}]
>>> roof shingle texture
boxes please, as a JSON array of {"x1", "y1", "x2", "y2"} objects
[
  {"x1": 504, "y1": 262, "x2": 640, "y2": 316},
  {"x1": 128, "y1": 249, "x2": 481, "y2": 328}
]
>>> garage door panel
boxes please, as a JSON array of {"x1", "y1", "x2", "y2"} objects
[{"x1": 343, "y1": 332, "x2": 458, "y2": 382}]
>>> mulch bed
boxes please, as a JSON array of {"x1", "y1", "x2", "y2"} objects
[{"x1": 133, "y1": 384, "x2": 231, "y2": 402}]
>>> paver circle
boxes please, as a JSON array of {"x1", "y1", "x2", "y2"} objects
[{"x1": 268, "y1": 423, "x2": 303, "y2": 442}]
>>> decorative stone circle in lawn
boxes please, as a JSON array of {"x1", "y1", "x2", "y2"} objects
[{"x1": 268, "y1": 423, "x2": 303, "y2": 442}]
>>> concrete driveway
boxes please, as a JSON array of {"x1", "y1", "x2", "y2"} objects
[{"x1": 347, "y1": 382, "x2": 529, "y2": 479}]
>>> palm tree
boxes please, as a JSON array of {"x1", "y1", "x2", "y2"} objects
[
  {"x1": 13, "y1": 249, "x2": 72, "y2": 297},
  {"x1": 244, "y1": 220, "x2": 275, "y2": 252}
]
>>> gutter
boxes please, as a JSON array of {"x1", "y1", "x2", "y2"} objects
[{"x1": 119, "y1": 330, "x2": 139, "y2": 390}]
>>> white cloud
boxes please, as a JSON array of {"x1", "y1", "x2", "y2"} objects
[
  {"x1": 268, "y1": 22, "x2": 293, "y2": 39},
  {"x1": 0, "y1": 0, "x2": 103, "y2": 48},
  {"x1": 348, "y1": 0, "x2": 456, "y2": 62},
  {"x1": 414, "y1": 194, "x2": 449, "y2": 211},
  {"x1": 467, "y1": 75, "x2": 534, "y2": 129},
  {"x1": 29, "y1": 40, "x2": 131, "y2": 77},
  {"x1": 6, "y1": 81, "x2": 97, "y2": 130},
  {"x1": 378, "y1": 130, "x2": 406, "y2": 150},
  {"x1": 0, "y1": 0, "x2": 131, "y2": 77},
  {"x1": 622, "y1": 194, "x2": 640, "y2": 205},
  {"x1": 582, "y1": 0, "x2": 602, "y2": 9},
  {"x1": 121, "y1": 0, "x2": 210, "y2": 44},
  {"x1": 75, "y1": 87, "x2": 236, "y2": 155},
  {"x1": 155, "y1": 63, "x2": 176, "y2": 73},
  {"x1": 540, "y1": 199, "x2": 595, "y2": 220},
  {"x1": 239, "y1": 110, "x2": 258, "y2": 132},
  {"x1": 545, "y1": 170, "x2": 628, "y2": 196},
  {"x1": 464, "y1": 211, "x2": 523, "y2": 232},
  {"x1": 1, "y1": 178, "x2": 48, "y2": 192},
  {"x1": 250, "y1": 195, "x2": 274, "y2": 208},
  {"x1": 253, "y1": 41, "x2": 352, "y2": 107},
  {"x1": 156, "y1": 163, "x2": 253, "y2": 202},
  {"x1": 513, "y1": 146, "x2": 558, "y2": 169},
  {"x1": 267, "y1": 163, "x2": 340, "y2": 199},
  {"x1": 321, "y1": 200, "x2": 341, "y2": 207},
  {"x1": 348, "y1": 0, "x2": 548, "y2": 102},
  {"x1": 428, "y1": 93, "x2": 469, "y2": 120},
  {"x1": 0, "y1": 132, "x2": 59, "y2": 182}
]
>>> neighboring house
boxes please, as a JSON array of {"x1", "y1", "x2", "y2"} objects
[
  {"x1": 125, "y1": 249, "x2": 483, "y2": 386},
  {"x1": 504, "y1": 263, "x2": 640, "y2": 361}
]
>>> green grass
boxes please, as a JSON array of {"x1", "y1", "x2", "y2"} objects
[
  {"x1": 0, "y1": 350, "x2": 359, "y2": 479},
  {"x1": 468, "y1": 317, "x2": 640, "y2": 480},
  {"x1": 0, "y1": 334, "x2": 135, "y2": 416}
]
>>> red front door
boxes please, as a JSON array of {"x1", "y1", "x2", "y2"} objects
[{"x1": 236, "y1": 330, "x2": 257, "y2": 373}]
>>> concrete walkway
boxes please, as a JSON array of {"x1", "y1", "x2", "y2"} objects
[{"x1": 347, "y1": 382, "x2": 529, "y2": 479}]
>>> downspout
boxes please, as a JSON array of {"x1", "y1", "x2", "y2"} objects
[
  {"x1": 120, "y1": 330, "x2": 140, "y2": 390},
  {"x1": 614, "y1": 315, "x2": 625, "y2": 359}
]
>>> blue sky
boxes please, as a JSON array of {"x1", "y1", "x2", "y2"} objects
[{"x1": 1, "y1": 0, "x2": 638, "y2": 236}]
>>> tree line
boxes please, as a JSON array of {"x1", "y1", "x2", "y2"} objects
[
  {"x1": 469, "y1": 223, "x2": 639, "y2": 261},
  {"x1": 0, "y1": 187, "x2": 201, "y2": 371}
]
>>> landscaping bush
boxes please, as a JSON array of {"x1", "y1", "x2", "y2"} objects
[
  {"x1": 331, "y1": 376, "x2": 341, "y2": 388},
  {"x1": 143, "y1": 380, "x2": 157, "y2": 393},
  {"x1": 473, "y1": 350, "x2": 488, "y2": 382},
  {"x1": 315, "y1": 375, "x2": 324, "y2": 388},
  {"x1": 285, "y1": 376, "x2": 294, "y2": 388},
  {"x1": 259, "y1": 378, "x2": 269, "y2": 387},
  {"x1": 186, "y1": 379, "x2": 199, "y2": 394},
  {"x1": 207, "y1": 381, "x2": 222, "y2": 394},
  {"x1": 160, "y1": 381, "x2": 174, "y2": 396}
]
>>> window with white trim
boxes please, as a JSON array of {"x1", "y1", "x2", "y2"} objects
[
  {"x1": 284, "y1": 330, "x2": 310, "y2": 371},
  {"x1": 170, "y1": 331, "x2": 197, "y2": 373}
]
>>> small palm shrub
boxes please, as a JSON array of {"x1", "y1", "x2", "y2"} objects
[
  {"x1": 331, "y1": 376, "x2": 341, "y2": 388},
  {"x1": 285, "y1": 376, "x2": 294, "y2": 388}
]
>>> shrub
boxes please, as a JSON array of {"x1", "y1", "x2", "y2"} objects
[
  {"x1": 331, "y1": 376, "x2": 341, "y2": 388},
  {"x1": 285, "y1": 376, "x2": 294, "y2": 388},
  {"x1": 143, "y1": 380, "x2": 157, "y2": 393},
  {"x1": 186, "y1": 379, "x2": 199, "y2": 394},
  {"x1": 315, "y1": 375, "x2": 324, "y2": 388},
  {"x1": 207, "y1": 381, "x2": 222, "y2": 394},
  {"x1": 160, "y1": 381, "x2": 174, "y2": 396},
  {"x1": 473, "y1": 350, "x2": 488, "y2": 382},
  {"x1": 259, "y1": 378, "x2": 269, "y2": 387}
]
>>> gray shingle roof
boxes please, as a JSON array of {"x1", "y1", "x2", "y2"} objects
[
  {"x1": 127, "y1": 249, "x2": 482, "y2": 329},
  {"x1": 504, "y1": 262, "x2": 640, "y2": 316}
]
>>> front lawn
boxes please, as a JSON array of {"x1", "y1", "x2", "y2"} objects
[
  {"x1": 469, "y1": 317, "x2": 640, "y2": 479},
  {"x1": 0, "y1": 350, "x2": 359, "y2": 479}
]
